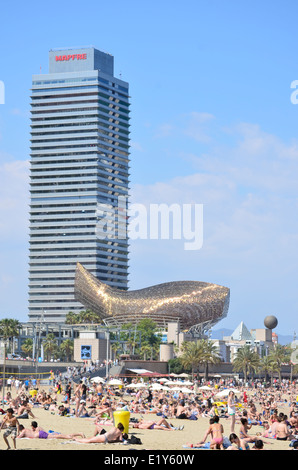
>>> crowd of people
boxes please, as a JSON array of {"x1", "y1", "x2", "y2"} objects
[{"x1": 0, "y1": 374, "x2": 297, "y2": 450}]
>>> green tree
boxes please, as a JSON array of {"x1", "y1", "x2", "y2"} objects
[
  {"x1": 59, "y1": 339, "x2": 74, "y2": 362},
  {"x1": 180, "y1": 341, "x2": 205, "y2": 379},
  {"x1": 111, "y1": 341, "x2": 122, "y2": 360},
  {"x1": 269, "y1": 344, "x2": 290, "y2": 383},
  {"x1": 65, "y1": 309, "x2": 101, "y2": 325},
  {"x1": 200, "y1": 339, "x2": 221, "y2": 381},
  {"x1": 168, "y1": 358, "x2": 187, "y2": 375},
  {"x1": 137, "y1": 319, "x2": 161, "y2": 346},
  {"x1": 42, "y1": 333, "x2": 58, "y2": 361},
  {"x1": 140, "y1": 344, "x2": 153, "y2": 361},
  {"x1": 78, "y1": 309, "x2": 100, "y2": 324},
  {"x1": 232, "y1": 345, "x2": 260, "y2": 383},
  {"x1": 259, "y1": 355, "x2": 275, "y2": 383},
  {"x1": 65, "y1": 311, "x2": 79, "y2": 325},
  {"x1": 21, "y1": 338, "x2": 34, "y2": 358},
  {"x1": 267, "y1": 356, "x2": 282, "y2": 385},
  {"x1": 0, "y1": 318, "x2": 20, "y2": 353},
  {"x1": 135, "y1": 319, "x2": 162, "y2": 360}
]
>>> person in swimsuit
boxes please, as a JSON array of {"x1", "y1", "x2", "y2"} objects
[
  {"x1": 73, "y1": 422, "x2": 125, "y2": 444},
  {"x1": 275, "y1": 415, "x2": 291, "y2": 441},
  {"x1": 226, "y1": 433, "x2": 250, "y2": 451},
  {"x1": 17, "y1": 422, "x2": 85, "y2": 440},
  {"x1": 0, "y1": 408, "x2": 20, "y2": 450},
  {"x1": 196, "y1": 416, "x2": 224, "y2": 449},
  {"x1": 239, "y1": 418, "x2": 258, "y2": 443},
  {"x1": 132, "y1": 417, "x2": 182, "y2": 430},
  {"x1": 209, "y1": 416, "x2": 224, "y2": 450},
  {"x1": 227, "y1": 391, "x2": 236, "y2": 433}
]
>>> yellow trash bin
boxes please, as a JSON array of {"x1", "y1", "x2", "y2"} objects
[
  {"x1": 113, "y1": 410, "x2": 130, "y2": 434},
  {"x1": 29, "y1": 389, "x2": 37, "y2": 398}
]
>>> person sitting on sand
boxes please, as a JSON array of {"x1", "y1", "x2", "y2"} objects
[
  {"x1": 94, "y1": 400, "x2": 114, "y2": 419},
  {"x1": 176, "y1": 400, "x2": 189, "y2": 419},
  {"x1": 260, "y1": 421, "x2": 276, "y2": 439},
  {"x1": 195, "y1": 416, "x2": 224, "y2": 450},
  {"x1": 73, "y1": 422, "x2": 125, "y2": 444},
  {"x1": 16, "y1": 399, "x2": 35, "y2": 419},
  {"x1": 239, "y1": 418, "x2": 258, "y2": 443},
  {"x1": 226, "y1": 433, "x2": 249, "y2": 450},
  {"x1": 275, "y1": 415, "x2": 292, "y2": 441}
]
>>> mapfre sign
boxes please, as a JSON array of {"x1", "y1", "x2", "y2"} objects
[{"x1": 55, "y1": 53, "x2": 87, "y2": 61}]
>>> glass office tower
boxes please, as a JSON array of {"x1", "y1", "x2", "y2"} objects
[{"x1": 28, "y1": 47, "x2": 130, "y2": 323}]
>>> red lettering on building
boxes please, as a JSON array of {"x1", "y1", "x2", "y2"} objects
[{"x1": 55, "y1": 54, "x2": 87, "y2": 62}]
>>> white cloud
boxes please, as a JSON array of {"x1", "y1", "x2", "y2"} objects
[
  {"x1": 129, "y1": 119, "x2": 298, "y2": 302},
  {"x1": 154, "y1": 111, "x2": 215, "y2": 142}
]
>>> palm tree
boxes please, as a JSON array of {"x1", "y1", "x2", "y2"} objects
[
  {"x1": 42, "y1": 333, "x2": 58, "y2": 361},
  {"x1": 232, "y1": 345, "x2": 260, "y2": 383},
  {"x1": 200, "y1": 339, "x2": 221, "y2": 381},
  {"x1": 65, "y1": 311, "x2": 79, "y2": 325},
  {"x1": 60, "y1": 339, "x2": 74, "y2": 362},
  {"x1": 269, "y1": 344, "x2": 289, "y2": 383},
  {"x1": 111, "y1": 341, "x2": 121, "y2": 361},
  {"x1": 21, "y1": 338, "x2": 34, "y2": 358},
  {"x1": 267, "y1": 357, "x2": 281, "y2": 385},
  {"x1": 180, "y1": 341, "x2": 205, "y2": 379},
  {"x1": 78, "y1": 309, "x2": 100, "y2": 324},
  {"x1": 140, "y1": 344, "x2": 152, "y2": 361},
  {"x1": 0, "y1": 318, "x2": 20, "y2": 353},
  {"x1": 259, "y1": 355, "x2": 274, "y2": 383}
]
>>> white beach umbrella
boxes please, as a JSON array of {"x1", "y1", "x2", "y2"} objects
[
  {"x1": 90, "y1": 376, "x2": 105, "y2": 384},
  {"x1": 198, "y1": 386, "x2": 212, "y2": 390},
  {"x1": 108, "y1": 379, "x2": 123, "y2": 386},
  {"x1": 150, "y1": 383, "x2": 164, "y2": 390},
  {"x1": 129, "y1": 382, "x2": 147, "y2": 389}
]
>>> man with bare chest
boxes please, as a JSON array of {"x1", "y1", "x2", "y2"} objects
[{"x1": 0, "y1": 408, "x2": 20, "y2": 450}]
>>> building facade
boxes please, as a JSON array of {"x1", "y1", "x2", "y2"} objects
[{"x1": 29, "y1": 47, "x2": 130, "y2": 323}]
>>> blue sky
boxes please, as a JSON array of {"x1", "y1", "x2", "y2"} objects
[{"x1": 0, "y1": 0, "x2": 298, "y2": 337}]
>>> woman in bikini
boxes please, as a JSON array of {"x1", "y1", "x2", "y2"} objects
[{"x1": 209, "y1": 416, "x2": 224, "y2": 450}]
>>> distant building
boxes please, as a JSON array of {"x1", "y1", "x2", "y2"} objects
[
  {"x1": 161, "y1": 320, "x2": 277, "y2": 363},
  {"x1": 222, "y1": 321, "x2": 275, "y2": 361}
]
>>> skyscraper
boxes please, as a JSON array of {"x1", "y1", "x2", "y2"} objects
[{"x1": 28, "y1": 47, "x2": 130, "y2": 323}]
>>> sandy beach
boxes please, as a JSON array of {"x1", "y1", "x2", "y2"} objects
[{"x1": 0, "y1": 385, "x2": 295, "y2": 452}]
